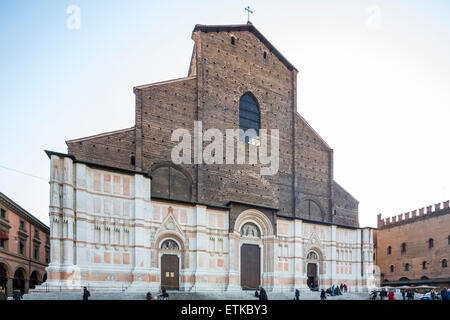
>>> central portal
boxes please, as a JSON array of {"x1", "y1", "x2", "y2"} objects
[
  {"x1": 240, "y1": 244, "x2": 260, "y2": 290},
  {"x1": 161, "y1": 254, "x2": 179, "y2": 290},
  {"x1": 307, "y1": 263, "x2": 318, "y2": 289}
]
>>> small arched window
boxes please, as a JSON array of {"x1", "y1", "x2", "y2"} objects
[
  {"x1": 161, "y1": 239, "x2": 179, "y2": 251},
  {"x1": 231, "y1": 36, "x2": 235, "y2": 45},
  {"x1": 390, "y1": 265, "x2": 394, "y2": 272},
  {"x1": 442, "y1": 259, "x2": 448, "y2": 268},
  {"x1": 401, "y1": 243, "x2": 406, "y2": 253},
  {"x1": 239, "y1": 93, "x2": 260, "y2": 144},
  {"x1": 405, "y1": 263, "x2": 410, "y2": 271},
  {"x1": 240, "y1": 222, "x2": 260, "y2": 238},
  {"x1": 422, "y1": 261, "x2": 427, "y2": 269},
  {"x1": 448, "y1": 235, "x2": 450, "y2": 245},
  {"x1": 307, "y1": 251, "x2": 318, "y2": 260},
  {"x1": 428, "y1": 238, "x2": 434, "y2": 248},
  {"x1": 387, "y1": 246, "x2": 392, "y2": 255}
]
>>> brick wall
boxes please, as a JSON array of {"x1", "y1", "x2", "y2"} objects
[
  {"x1": 376, "y1": 207, "x2": 450, "y2": 282},
  {"x1": 65, "y1": 24, "x2": 360, "y2": 227}
]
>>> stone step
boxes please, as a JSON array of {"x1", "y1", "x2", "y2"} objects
[{"x1": 22, "y1": 289, "x2": 370, "y2": 300}]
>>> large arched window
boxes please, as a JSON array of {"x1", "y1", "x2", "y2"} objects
[
  {"x1": 151, "y1": 164, "x2": 192, "y2": 202},
  {"x1": 299, "y1": 199, "x2": 324, "y2": 222},
  {"x1": 401, "y1": 243, "x2": 406, "y2": 253},
  {"x1": 428, "y1": 238, "x2": 434, "y2": 248},
  {"x1": 239, "y1": 93, "x2": 260, "y2": 144},
  {"x1": 387, "y1": 246, "x2": 392, "y2": 255}
]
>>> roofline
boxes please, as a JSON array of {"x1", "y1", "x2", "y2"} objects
[
  {"x1": 193, "y1": 23, "x2": 298, "y2": 72},
  {"x1": 382, "y1": 278, "x2": 450, "y2": 286},
  {"x1": 333, "y1": 180, "x2": 360, "y2": 204},
  {"x1": 152, "y1": 196, "x2": 229, "y2": 211},
  {"x1": 226, "y1": 200, "x2": 279, "y2": 212},
  {"x1": 295, "y1": 112, "x2": 331, "y2": 150},
  {"x1": 0, "y1": 192, "x2": 50, "y2": 231},
  {"x1": 65, "y1": 127, "x2": 135, "y2": 145},
  {"x1": 276, "y1": 214, "x2": 372, "y2": 230},
  {"x1": 133, "y1": 76, "x2": 197, "y2": 92},
  {"x1": 44, "y1": 150, "x2": 152, "y2": 179}
]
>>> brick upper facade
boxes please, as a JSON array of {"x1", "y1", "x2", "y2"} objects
[{"x1": 66, "y1": 23, "x2": 359, "y2": 227}]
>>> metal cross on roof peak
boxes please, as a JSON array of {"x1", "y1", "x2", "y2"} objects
[{"x1": 245, "y1": 6, "x2": 253, "y2": 23}]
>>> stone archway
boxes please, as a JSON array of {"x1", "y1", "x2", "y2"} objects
[
  {"x1": 156, "y1": 236, "x2": 184, "y2": 291},
  {"x1": 234, "y1": 209, "x2": 275, "y2": 290},
  {"x1": 306, "y1": 251, "x2": 319, "y2": 288},
  {"x1": 0, "y1": 262, "x2": 10, "y2": 293},
  {"x1": 13, "y1": 267, "x2": 27, "y2": 294},
  {"x1": 30, "y1": 270, "x2": 41, "y2": 289}
]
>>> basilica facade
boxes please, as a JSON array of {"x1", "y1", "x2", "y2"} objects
[{"x1": 35, "y1": 23, "x2": 376, "y2": 293}]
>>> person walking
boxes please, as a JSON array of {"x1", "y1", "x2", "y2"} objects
[
  {"x1": 82, "y1": 287, "x2": 90, "y2": 301},
  {"x1": 401, "y1": 290, "x2": 406, "y2": 300},
  {"x1": 0, "y1": 287, "x2": 7, "y2": 301},
  {"x1": 258, "y1": 286, "x2": 268, "y2": 300},
  {"x1": 406, "y1": 289, "x2": 414, "y2": 300},
  {"x1": 294, "y1": 288, "x2": 300, "y2": 300},
  {"x1": 388, "y1": 290, "x2": 395, "y2": 300},
  {"x1": 380, "y1": 288, "x2": 387, "y2": 300},
  {"x1": 158, "y1": 287, "x2": 169, "y2": 300},
  {"x1": 344, "y1": 284, "x2": 347, "y2": 293},
  {"x1": 320, "y1": 289, "x2": 326, "y2": 300},
  {"x1": 441, "y1": 288, "x2": 448, "y2": 300},
  {"x1": 430, "y1": 290, "x2": 435, "y2": 300},
  {"x1": 331, "y1": 285, "x2": 335, "y2": 296},
  {"x1": 13, "y1": 289, "x2": 22, "y2": 300}
]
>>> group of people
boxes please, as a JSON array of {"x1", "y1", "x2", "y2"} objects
[
  {"x1": 320, "y1": 283, "x2": 348, "y2": 299},
  {"x1": 372, "y1": 287, "x2": 449, "y2": 300},
  {"x1": 371, "y1": 288, "x2": 404, "y2": 300},
  {"x1": 146, "y1": 287, "x2": 169, "y2": 300},
  {"x1": 0, "y1": 287, "x2": 23, "y2": 301},
  {"x1": 322, "y1": 283, "x2": 348, "y2": 296},
  {"x1": 430, "y1": 288, "x2": 448, "y2": 300}
]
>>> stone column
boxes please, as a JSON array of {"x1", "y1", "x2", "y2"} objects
[
  {"x1": 293, "y1": 219, "x2": 304, "y2": 289},
  {"x1": 49, "y1": 155, "x2": 62, "y2": 267},
  {"x1": 226, "y1": 232, "x2": 240, "y2": 291},
  {"x1": 355, "y1": 230, "x2": 362, "y2": 292},
  {"x1": 7, "y1": 278, "x2": 13, "y2": 296},
  {"x1": 192, "y1": 205, "x2": 209, "y2": 291},
  {"x1": 128, "y1": 173, "x2": 153, "y2": 291},
  {"x1": 24, "y1": 279, "x2": 29, "y2": 294},
  {"x1": 330, "y1": 225, "x2": 337, "y2": 285},
  {"x1": 62, "y1": 157, "x2": 75, "y2": 267}
]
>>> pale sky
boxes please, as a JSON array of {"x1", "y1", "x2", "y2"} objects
[{"x1": 0, "y1": 0, "x2": 449, "y2": 228}]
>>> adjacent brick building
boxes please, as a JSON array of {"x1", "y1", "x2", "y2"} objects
[
  {"x1": 0, "y1": 192, "x2": 50, "y2": 296},
  {"x1": 375, "y1": 201, "x2": 450, "y2": 287}
]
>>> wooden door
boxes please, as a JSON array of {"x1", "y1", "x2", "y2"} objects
[
  {"x1": 240, "y1": 244, "x2": 260, "y2": 290},
  {"x1": 161, "y1": 254, "x2": 179, "y2": 290},
  {"x1": 307, "y1": 263, "x2": 317, "y2": 288}
]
